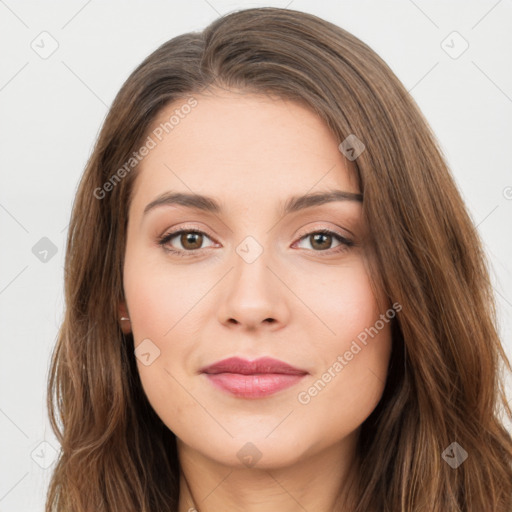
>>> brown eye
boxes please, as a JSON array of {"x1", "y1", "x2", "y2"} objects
[
  {"x1": 309, "y1": 232, "x2": 333, "y2": 250},
  {"x1": 179, "y1": 232, "x2": 203, "y2": 250},
  {"x1": 294, "y1": 229, "x2": 354, "y2": 255},
  {"x1": 158, "y1": 229, "x2": 215, "y2": 255}
]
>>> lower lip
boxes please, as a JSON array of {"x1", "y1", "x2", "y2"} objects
[{"x1": 204, "y1": 373, "x2": 306, "y2": 398}]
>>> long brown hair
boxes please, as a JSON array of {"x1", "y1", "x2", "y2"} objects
[{"x1": 46, "y1": 6, "x2": 512, "y2": 511}]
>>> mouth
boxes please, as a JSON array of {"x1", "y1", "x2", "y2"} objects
[{"x1": 200, "y1": 356, "x2": 308, "y2": 399}]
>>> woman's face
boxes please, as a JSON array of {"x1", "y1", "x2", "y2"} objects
[{"x1": 121, "y1": 89, "x2": 393, "y2": 469}]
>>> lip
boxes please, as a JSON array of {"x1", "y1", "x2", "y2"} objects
[
  {"x1": 200, "y1": 357, "x2": 308, "y2": 399},
  {"x1": 200, "y1": 356, "x2": 307, "y2": 375}
]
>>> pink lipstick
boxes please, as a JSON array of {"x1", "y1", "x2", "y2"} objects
[{"x1": 200, "y1": 356, "x2": 307, "y2": 399}]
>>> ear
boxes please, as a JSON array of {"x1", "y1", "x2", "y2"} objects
[{"x1": 118, "y1": 301, "x2": 132, "y2": 335}]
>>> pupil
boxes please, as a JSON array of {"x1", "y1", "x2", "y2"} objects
[
  {"x1": 312, "y1": 233, "x2": 331, "y2": 250},
  {"x1": 182, "y1": 232, "x2": 202, "y2": 250}
]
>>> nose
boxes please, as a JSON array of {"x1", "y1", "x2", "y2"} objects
[{"x1": 216, "y1": 243, "x2": 291, "y2": 332}]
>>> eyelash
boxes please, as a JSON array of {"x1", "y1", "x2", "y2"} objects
[{"x1": 157, "y1": 227, "x2": 355, "y2": 258}]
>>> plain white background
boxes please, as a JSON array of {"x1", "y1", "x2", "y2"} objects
[{"x1": 1, "y1": 0, "x2": 511, "y2": 509}]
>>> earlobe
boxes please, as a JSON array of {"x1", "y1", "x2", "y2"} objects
[{"x1": 118, "y1": 301, "x2": 132, "y2": 334}]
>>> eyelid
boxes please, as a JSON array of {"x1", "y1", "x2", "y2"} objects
[
  {"x1": 158, "y1": 224, "x2": 219, "y2": 248},
  {"x1": 158, "y1": 223, "x2": 355, "y2": 256},
  {"x1": 294, "y1": 223, "x2": 352, "y2": 242}
]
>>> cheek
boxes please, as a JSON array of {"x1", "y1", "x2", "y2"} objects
[
  {"x1": 293, "y1": 327, "x2": 392, "y2": 453},
  {"x1": 294, "y1": 258, "x2": 383, "y2": 343},
  {"x1": 123, "y1": 250, "x2": 208, "y2": 338},
  {"x1": 292, "y1": 261, "x2": 392, "y2": 432},
  {"x1": 122, "y1": 251, "x2": 211, "y2": 425}
]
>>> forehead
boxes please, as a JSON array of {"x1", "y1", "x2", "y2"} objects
[{"x1": 130, "y1": 89, "x2": 360, "y2": 212}]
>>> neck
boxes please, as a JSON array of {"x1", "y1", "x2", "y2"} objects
[{"x1": 177, "y1": 432, "x2": 360, "y2": 512}]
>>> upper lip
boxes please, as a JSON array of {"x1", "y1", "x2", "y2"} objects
[{"x1": 200, "y1": 356, "x2": 308, "y2": 375}]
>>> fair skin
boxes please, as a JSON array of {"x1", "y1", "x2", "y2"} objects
[{"x1": 119, "y1": 88, "x2": 392, "y2": 512}]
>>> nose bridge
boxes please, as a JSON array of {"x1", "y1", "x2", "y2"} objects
[
  {"x1": 233, "y1": 234, "x2": 271, "y2": 287},
  {"x1": 217, "y1": 233, "x2": 290, "y2": 329}
]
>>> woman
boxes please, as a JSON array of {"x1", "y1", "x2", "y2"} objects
[{"x1": 46, "y1": 6, "x2": 512, "y2": 512}]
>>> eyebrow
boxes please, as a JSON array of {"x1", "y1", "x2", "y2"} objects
[{"x1": 143, "y1": 189, "x2": 363, "y2": 217}]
